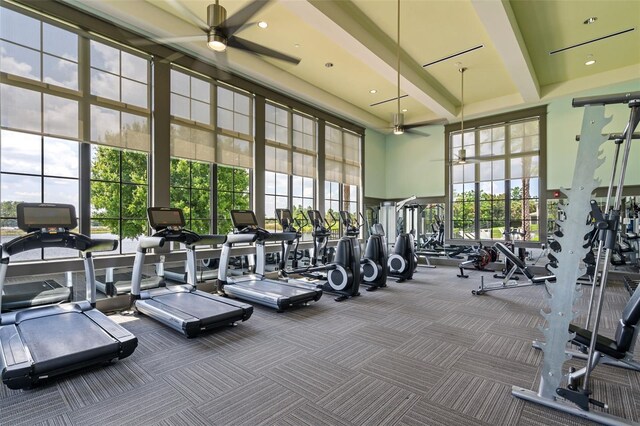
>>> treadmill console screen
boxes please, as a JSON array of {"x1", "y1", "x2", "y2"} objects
[
  {"x1": 148, "y1": 208, "x2": 185, "y2": 230},
  {"x1": 17, "y1": 203, "x2": 77, "y2": 232},
  {"x1": 230, "y1": 210, "x2": 258, "y2": 231}
]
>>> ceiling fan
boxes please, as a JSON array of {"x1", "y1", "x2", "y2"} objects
[
  {"x1": 451, "y1": 66, "x2": 481, "y2": 164},
  {"x1": 388, "y1": 0, "x2": 443, "y2": 136},
  {"x1": 136, "y1": 0, "x2": 300, "y2": 65}
]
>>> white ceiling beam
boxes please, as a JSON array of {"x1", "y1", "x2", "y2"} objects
[
  {"x1": 471, "y1": 0, "x2": 540, "y2": 102},
  {"x1": 281, "y1": 0, "x2": 457, "y2": 120}
]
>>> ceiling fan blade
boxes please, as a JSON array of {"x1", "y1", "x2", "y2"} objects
[
  {"x1": 405, "y1": 128, "x2": 431, "y2": 137},
  {"x1": 227, "y1": 36, "x2": 300, "y2": 64},
  {"x1": 222, "y1": 0, "x2": 272, "y2": 37},
  {"x1": 165, "y1": 0, "x2": 209, "y2": 31},
  {"x1": 369, "y1": 94, "x2": 408, "y2": 107},
  {"x1": 130, "y1": 35, "x2": 204, "y2": 47},
  {"x1": 223, "y1": 22, "x2": 258, "y2": 37},
  {"x1": 179, "y1": 53, "x2": 233, "y2": 81},
  {"x1": 403, "y1": 118, "x2": 448, "y2": 130}
]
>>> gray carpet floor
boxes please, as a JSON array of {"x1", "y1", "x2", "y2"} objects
[{"x1": 1, "y1": 265, "x2": 639, "y2": 425}]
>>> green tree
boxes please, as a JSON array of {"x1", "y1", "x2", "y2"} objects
[
  {"x1": 216, "y1": 166, "x2": 249, "y2": 234},
  {"x1": 169, "y1": 158, "x2": 211, "y2": 234},
  {"x1": 91, "y1": 146, "x2": 148, "y2": 239}
]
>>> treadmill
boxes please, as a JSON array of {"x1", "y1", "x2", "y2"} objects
[
  {"x1": 163, "y1": 258, "x2": 219, "y2": 284},
  {"x1": 96, "y1": 267, "x2": 164, "y2": 297},
  {"x1": 218, "y1": 210, "x2": 323, "y2": 312},
  {"x1": 0, "y1": 203, "x2": 137, "y2": 390},
  {"x1": 131, "y1": 207, "x2": 253, "y2": 338},
  {"x1": 1, "y1": 273, "x2": 71, "y2": 311}
]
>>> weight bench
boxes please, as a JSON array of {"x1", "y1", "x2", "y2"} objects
[
  {"x1": 472, "y1": 242, "x2": 555, "y2": 295},
  {"x1": 534, "y1": 285, "x2": 640, "y2": 378}
]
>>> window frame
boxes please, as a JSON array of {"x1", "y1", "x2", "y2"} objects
[{"x1": 445, "y1": 106, "x2": 547, "y2": 246}]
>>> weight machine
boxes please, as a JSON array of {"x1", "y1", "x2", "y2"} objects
[{"x1": 512, "y1": 91, "x2": 640, "y2": 425}]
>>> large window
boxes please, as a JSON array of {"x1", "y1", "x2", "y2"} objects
[
  {"x1": 0, "y1": 7, "x2": 81, "y2": 260},
  {"x1": 324, "y1": 124, "x2": 362, "y2": 237},
  {"x1": 448, "y1": 110, "x2": 543, "y2": 242},
  {"x1": 90, "y1": 146, "x2": 148, "y2": 255},
  {"x1": 217, "y1": 166, "x2": 251, "y2": 234},
  {"x1": 264, "y1": 103, "x2": 317, "y2": 236},
  {"x1": 0, "y1": 3, "x2": 365, "y2": 265},
  {"x1": 0, "y1": 6, "x2": 79, "y2": 91},
  {"x1": 216, "y1": 85, "x2": 253, "y2": 169},
  {"x1": 89, "y1": 38, "x2": 151, "y2": 253},
  {"x1": 170, "y1": 68, "x2": 215, "y2": 163},
  {"x1": 170, "y1": 159, "x2": 211, "y2": 234},
  {"x1": 265, "y1": 171, "x2": 289, "y2": 232},
  {"x1": 0, "y1": 131, "x2": 80, "y2": 261}
]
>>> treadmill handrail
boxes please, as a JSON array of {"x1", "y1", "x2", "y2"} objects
[
  {"x1": 226, "y1": 233, "x2": 258, "y2": 245},
  {"x1": 192, "y1": 234, "x2": 226, "y2": 246},
  {"x1": 137, "y1": 236, "x2": 165, "y2": 250},
  {"x1": 2, "y1": 231, "x2": 118, "y2": 257},
  {"x1": 261, "y1": 232, "x2": 297, "y2": 243}
]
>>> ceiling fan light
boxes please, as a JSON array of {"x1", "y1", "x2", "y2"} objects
[
  {"x1": 393, "y1": 125, "x2": 404, "y2": 135},
  {"x1": 207, "y1": 31, "x2": 227, "y2": 52}
]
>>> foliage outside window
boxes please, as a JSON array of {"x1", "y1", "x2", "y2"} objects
[
  {"x1": 170, "y1": 159, "x2": 211, "y2": 235},
  {"x1": 217, "y1": 166, "x2": 250, "y2": 234},
  {"x1": 449, "y1": 113, "x2": 542, "y2": 242},
  {"x1": 90, "y1": 146, "x2": 148, "y2": 254}
]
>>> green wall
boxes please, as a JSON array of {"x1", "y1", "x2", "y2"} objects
[
  {"x1": 367, "y1": 79, "x2": 640, "y2": 199},
  {"x1": 363, "y1": 128, "x2": 386, "y2": 198},
  {"x1": 381, "y1": 125, "x2": 445, "y2": 199},
  {"x1": 547, "y1": 79, "x2": 640, "y2": 190}
]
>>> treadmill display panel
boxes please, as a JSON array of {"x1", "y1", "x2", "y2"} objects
[
  {"x1": 230, "y1": 210, "x2": 258, "y2": 230},
  {"x1": 148, "y1": 208, "x2": 185, "y2": 230},
  {"x1": 17, "y1": 203, "x2": 77, "y2": 231}
]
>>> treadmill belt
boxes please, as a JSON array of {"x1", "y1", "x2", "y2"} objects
[
  {"x1": 2, "y1": 280, "x2": 70, "y2": 310},
  {"x1": 235, "y1": 280, "x2": 314, "y2": 298},
  {"x1": 153, "y1": 292, "x2": 242, "y2": 324},
  {"x1": 19, "y1": 312, "x2": 119, "y2": 374}
]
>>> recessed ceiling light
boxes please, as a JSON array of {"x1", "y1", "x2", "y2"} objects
[
  {"x1": 402, "y1": 108, "x2": 408, "y2": 112},
  {"x1": 294, "y1": 43, "x2": 300, "y2": 48},
  {"x1": 369, "y1": 89, "x2": 377, "y2": 94},
  {"x1": 258, "y1": 21, "x2": 268, "y2": 29},
  {"x1": 583, "y1": 17, "x2": 597, "y2": 25},
  {"x1": 585, "y1": 54, "x2": 596, "y2": 65}
]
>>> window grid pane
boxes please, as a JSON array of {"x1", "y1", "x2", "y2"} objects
[{"x1": 449, "y1": 116, "x2": 541, "y2": 242}]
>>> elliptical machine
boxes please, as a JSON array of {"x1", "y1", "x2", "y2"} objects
[
  {"x1": 387, "y1": 226, "x2": 418, "y2": 283},
  {"x1": 339, "y1": 211, "x2": 387, "y2": 291},
  {"x1": 302, "y1": 209, "x2": 361, "y2": 301}
]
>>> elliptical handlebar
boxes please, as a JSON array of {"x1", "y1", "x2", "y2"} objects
[{"x1": 325, "y1": 211, "x2": 338, "y2": 230}]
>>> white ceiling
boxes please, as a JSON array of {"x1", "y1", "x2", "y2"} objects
[{"x1": 63, "y1": 0, "x2": 640, "y2": 131}]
